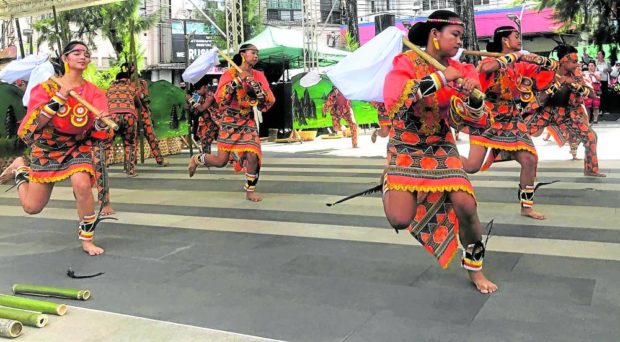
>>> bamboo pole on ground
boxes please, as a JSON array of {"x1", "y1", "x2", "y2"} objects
[
  {"x1": 0, "y1": 308, "x2": 48, "y2": 328},
  {"x1": 12, "y1": 284, "x2": 91, "y2": 301},
  {"x1": 0, "y1": 295, "x2": 67, "y2": 316},
  {"x1": 0, "y1": 319, "x2": 22, "y2": 338}
]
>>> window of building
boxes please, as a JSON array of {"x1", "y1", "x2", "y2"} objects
[
  {"x1": 320, "y1": 0, "x2": 342, "y2": 24},
  {"x1": 423, "y1": 0, "x2": 457, "y2": 10}
]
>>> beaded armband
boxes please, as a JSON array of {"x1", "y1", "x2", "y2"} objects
[{"x1": 41, "y1": 92, "x2": 67, "y2": 118}]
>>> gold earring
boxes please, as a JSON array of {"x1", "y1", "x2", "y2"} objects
[
  {"x1": 504, "y1": 41, "x2": 510, "y2": 48},
  {"x1": 433, "y1": 38, "x2": 439, "y2": 50},
  {"x1": 241, "y1": 55, "x2": 246, "y2": 64},
  {"x1": 64, "y1": 62, "x2": 69, "y2": 74}
]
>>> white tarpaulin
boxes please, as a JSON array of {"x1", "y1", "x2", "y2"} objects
[
  {"x1": 1, "y1": 0, "x2": 121, "y2": 19},
  {"x1": 182, "y1": 48, "x2": 220, "y2": 84},
  {"x1": 0, "y1": 53, "x2": 48, "y2": 83},
  {"x1": 326, "y1": 27, "x2": 404, "y2": 102}
]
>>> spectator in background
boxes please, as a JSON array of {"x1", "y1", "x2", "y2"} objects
[
  {"x1": 595, "y1": 50, "x2": 611, "y2": 114},
  {"x1": 581, "y1": 48, "x2": 593, "y2": 65},
  {"x1": 583, "y1": 61, "x2": 602, "y2": 123}
]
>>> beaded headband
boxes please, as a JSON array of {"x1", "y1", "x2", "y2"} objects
[
  {"x1": 64, "y1": 47, "x2": 91, "y2": 56},
  {"x1": 239, "y1": 46, "x2": 259, "y2": 53},
  {"x1": 426, "y1": 18, "x2": 464, "y2": 26},
  {"x1": 560, "y1": 52, "x2": 578, "y2": 63},
  {"x1": 496, "y1": 28, "x2": 518, "y2": 34}
]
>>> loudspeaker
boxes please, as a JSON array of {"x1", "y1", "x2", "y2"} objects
[{"x1": 375, "y1": 14, "x2": 395, "y2": 35}]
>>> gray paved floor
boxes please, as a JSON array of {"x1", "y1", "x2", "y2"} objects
[{"x1": 0, "y1": 146, "x2": 619, "y2": 341}]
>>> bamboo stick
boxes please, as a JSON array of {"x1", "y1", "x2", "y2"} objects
[
  {"x1": 12, "y1": 284, "x2": 91, "y2": 301},
  {"x1": 0, "y1": 319, "x2": 22, "y2": 338},
  {"x1": 0, "y1": 295, "x2": 67, "y2": 316},
  {"x1": 48, "y1": 76, "x2": 119, "y2": 130},
  {"x1": 402, "y1": 38, "x2": 486, "y2": 101},
  {"x1": 0, "y1": 308, "x2": 48, "y2": 328},
  {"x1": 463, "y1": 50, "x2": 503, "y2": 57}
]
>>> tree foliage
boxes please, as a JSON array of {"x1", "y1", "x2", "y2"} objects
[
  {"x1": 33, "y1": 0, "x2": 158, "y2": 61},
  {"x1": 203, "y1": 0, "x2": 264, "y2": 49},
  {"x1": 538, "y1": 0, "x2": 619, "y2": 52}
]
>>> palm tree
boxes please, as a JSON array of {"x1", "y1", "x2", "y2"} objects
[{"x1": 33, "y1": 0, "x2": 158, "y2": 60}]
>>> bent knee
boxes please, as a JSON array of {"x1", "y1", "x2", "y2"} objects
[
  {"x1": 386, "y1": 215, "x2": 412, "y2": 231},
  {"x1": 23, "y1": 204, "x2": 43, "y2": 215}
]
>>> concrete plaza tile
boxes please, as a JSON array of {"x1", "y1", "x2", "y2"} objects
[
  {"x1": 513, "y1": 254, "x2": 620, "y2": 279},
  {"x1": 343, "y1": 310, "x2": 466, "y2": 342},
  {"x1": 95, "y1": 236, "x2": 198, "y2": 260},
  {"x1": 279, "y1": 253, "x2": 429, "y2": 286},
  {"x1": 492, "y1": 271, "x2": 596, "y2": 305},
  {"x1": 0, "y1": 230, "x2": 73, "y2": 257}
]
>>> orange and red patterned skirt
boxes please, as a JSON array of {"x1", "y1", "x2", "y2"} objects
[
  {"x1": 217, "y1": 107, "x2": 262, "y2": 163},
  {"x1": 385, "y1": 118, "x2": 475, "y2": 268},
  {"x1": 29, "y1": 127, "x2": 95, "y2": 184}
]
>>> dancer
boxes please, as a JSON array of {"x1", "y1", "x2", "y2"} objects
[
  {"x1": 137, "y1": 77, "x2": 169, "y2": 167},
  {"x1": 0, "y1": 41, "x2": 111, "y2": 255},
  {"x1": 106, "y1": 69, "x2": 140, "y2": 176},
  {"x1": 370, "y1": 101, "x2": 390, "y2": 143},
  {"x1": 323, "y1": 86, "x2": 359, "y2": 148},
  {"x1": 189, "y1": 79, "x2": 220, "y2": 153},
  {"x1": 527, "y1": 45, "x2": 606, "y2": 177},
  {"x1": 188, "y1": 44, "x2": 275, "y2": 202},
  {"x1": 460, "y1": 26, "x2": 559, "y2": 220},
  {"x1": 383, "y1": 10, "x2": 496, "y2": 293}
]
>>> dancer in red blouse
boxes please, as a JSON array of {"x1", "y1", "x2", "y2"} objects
[
  {"x1": 461, "y1": 26, "x2": 558, "y2": 220},
  {"x1": 188, "y1": 44, "x2": 275, "y2": 202},
  {"x1": 0, "y1": 41, "x2": 112, "y2": 255},
  {"x1": 383, "y1": 10, "x2": 496, "y2": 293}
]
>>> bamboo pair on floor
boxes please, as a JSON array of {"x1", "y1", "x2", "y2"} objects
[{"x1": 0, "y1": 284, "x2": 91, "y2": 338}]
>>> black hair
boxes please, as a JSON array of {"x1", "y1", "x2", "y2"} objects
[
  {"x1": 408, "y1": 10, "x2": 462, "y2": 46},
  {"x1": 598, "y1": 50, "x2": 605, "y2": 57},
  {"x1": 486, "y1": 26, "x2": 517, "y2": 53},
  {"x1": 554, "y1": 44, "x2": 578, "y2": 60},
  {"x1": 115, "y1": 71, "x2": 130, "y2": 80},
  {"x1": 587, "y1": 60, "x2": 596, "y2": 67},
  {"x1": 232, "y1": 44, "x2": 256, "y2": 66},
  {"x1": 62, "y1": 41, "x2": 88, "y2": 55}
]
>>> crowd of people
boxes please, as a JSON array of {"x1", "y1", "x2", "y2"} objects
[{"x1": 0, "y1": 10, "x2": 614, "y2": 295}]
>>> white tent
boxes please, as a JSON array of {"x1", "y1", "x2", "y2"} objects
[{"x1": 0, "y1": 0, "x2": 121, "y2": 19}]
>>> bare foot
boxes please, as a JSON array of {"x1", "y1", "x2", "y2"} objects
[
  {"x1": 571, "y1": 155, "x2": 581, "y2": 160},
  {"x1": 188, "y1": 157, "x2": 198, "y2": 177},
  {"x1": 371, "y1": 131, "x2": 378, "y2": 143},
  {"x1": 127, "y1": 172, "x2": 138, "y2": 178},
  {"x1": 157, "y1": 159, "x2": 169, "y2": 167},
  {"x1": 584, "y1": 171, "x2": 607, "y2": 178},
  {"x1": 82, "y1": 240, "x2": 104, "y2": 256},
  {"x1": 246, "y1": 191, "x2": 262, "y2": 202},
  {"x1": 468, "y1": 270, "x2": 498, "y2": 294},
  {"x1": 100, "y1": 204, "x2": 115, "y2": 216},
  {"x1": 521, "y1": 207, "x2": 545, "y2": 220},
  {"x1": 0, "y1": 157, "x2": 25, "y2": 184}
]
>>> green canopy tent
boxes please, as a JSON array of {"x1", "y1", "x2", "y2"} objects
[{"x1": 232, "y1": 26, "x2": 349, "y2": 82}]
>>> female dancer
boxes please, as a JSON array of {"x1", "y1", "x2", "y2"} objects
[
  {"x1": 527, "y1": 45, "x2": 606, "y2": 177},
  {"x1": 460, "y1": 26, "x2": 559, "y2": 219},
  {"x1": 383, "y1": 10, "x2": 496, "y2": 293},
  {"x1": 188, "y1": 44, "x2": 275, "y2": 202},
  {"x1": 0, "y1": 41, "x2": 112, "y2": 255}
]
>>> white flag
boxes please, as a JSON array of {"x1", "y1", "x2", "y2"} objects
[
  {"x1": 182, "y1": 48, "x2": 220, "y2": 84},
  {"x1": 326, "y1": 27, "x2": 404, "y2": 102},
  {"x1": 0, "y1": 53, "x2": 49, "y2": 83},
  {"x1": 23, "y1": 61, "x2": 55, "y2": 107}
]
